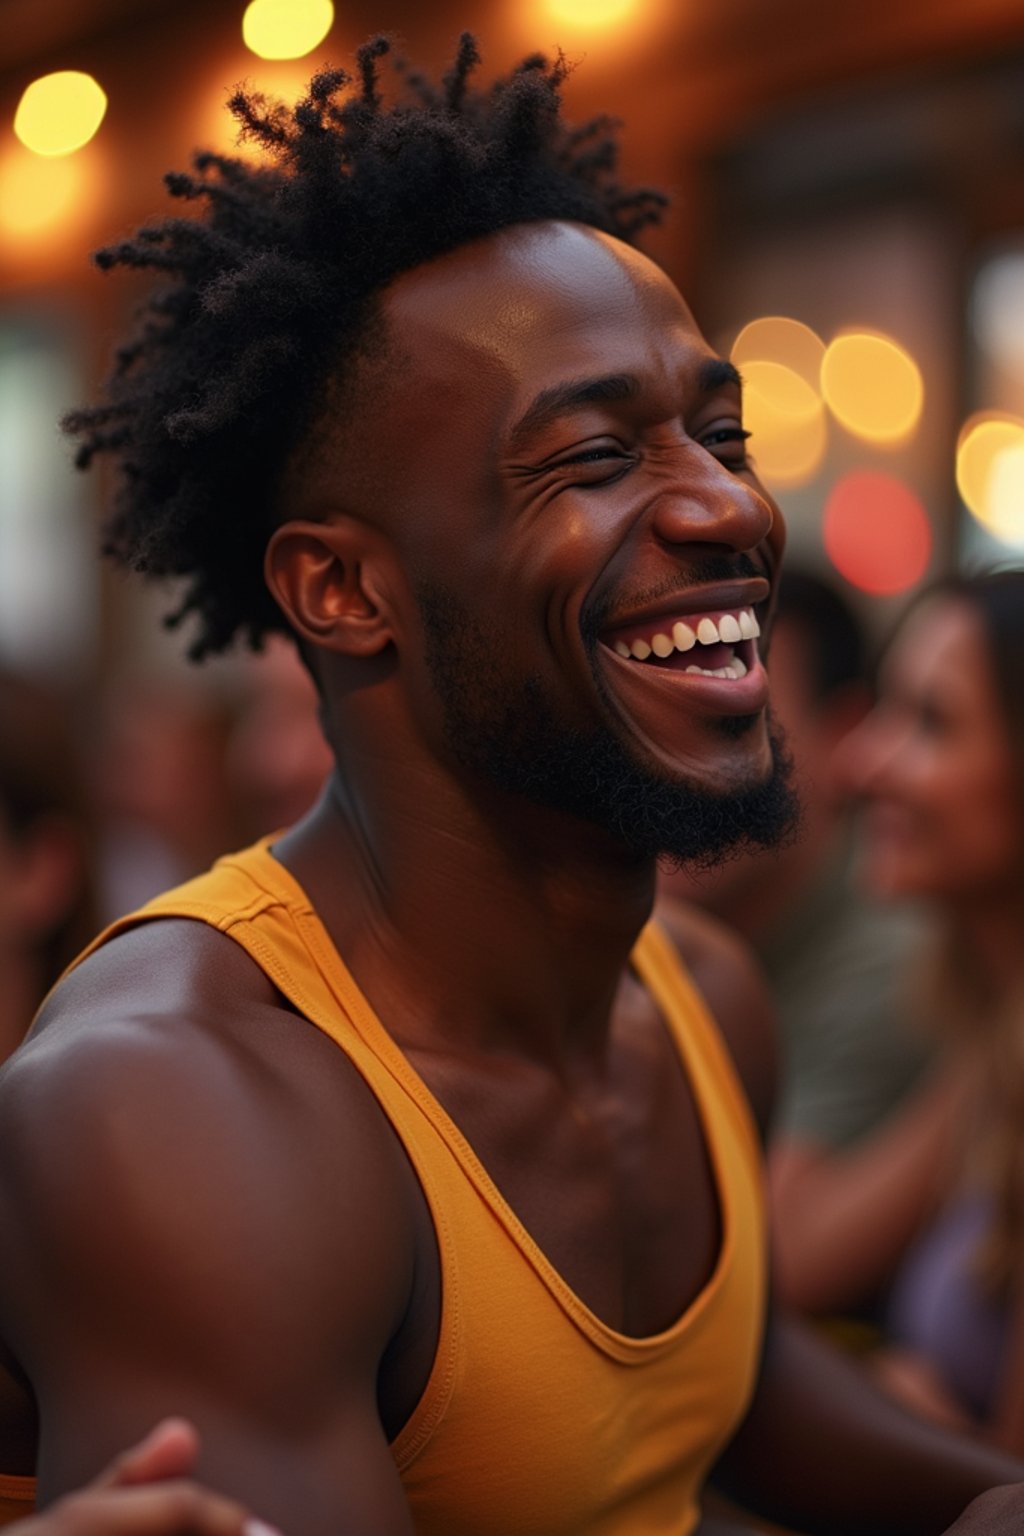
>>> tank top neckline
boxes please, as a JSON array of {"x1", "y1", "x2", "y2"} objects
[{"x1": 227, "y1": 838, "x2": 741, "y2": 1358}]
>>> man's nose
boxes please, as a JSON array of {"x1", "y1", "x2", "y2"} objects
[{"x1": 648, "y1": 449, "x2": 778, "y2": 554}]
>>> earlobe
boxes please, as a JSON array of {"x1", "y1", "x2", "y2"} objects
[{"x1": 265, "y1": 518, "x2": 394, "y2": 657}]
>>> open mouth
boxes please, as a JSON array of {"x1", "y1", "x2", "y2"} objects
[{"x1": 601, "y1": 606, "x2": 761, "y2": 680}]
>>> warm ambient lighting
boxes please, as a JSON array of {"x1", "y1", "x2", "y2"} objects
[
  {"x1": 0, "y1": 143, "x2": 86, "y2": 238},
  {"x1": 823, "y1": 470, "x2": 932, "y2": 595},
  {"x1": 14, "y1": 71, "x2": 107, "y2": 157},
  {"x1": 956, "y1": 415, "x2": 1024, "y2": 547},
  {"x1": 821, "y1": 331, "x2": 923, "y2": 446},
  {"x1": 739, "y1": 359, "x2": 827, "y2": 489},
  {"x1": 731, "y1": 316, "x2": 826, "y2": 392},
  {"x1": 543, "y1": 0, "x2": 638, "y2": 28},
  {"x1": 242, "y1": 0, "x2": 334, "y2": 60}
]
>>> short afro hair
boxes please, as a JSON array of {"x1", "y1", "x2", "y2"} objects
[{"x1": 64, "y1": 34, "x2": 667, "y2": 660}]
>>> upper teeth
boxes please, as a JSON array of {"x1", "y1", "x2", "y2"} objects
[{"x1": 611, "y1": 607, "x2": 760, "y2": 665}]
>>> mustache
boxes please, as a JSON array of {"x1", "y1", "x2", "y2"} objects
[{"x1": 582, "y1": 552, "x2": 767, "y2": 642}]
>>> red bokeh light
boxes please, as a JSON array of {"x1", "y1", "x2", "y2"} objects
[{"x1": 822, "y1": 470, "x2": 932, "y2": 595}]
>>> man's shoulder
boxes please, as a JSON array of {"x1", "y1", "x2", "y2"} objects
[{"x1": 0, "y1": 916, "x2": 418, "y2": 1305}]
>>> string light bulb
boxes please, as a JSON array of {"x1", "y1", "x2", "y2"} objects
[
  {"x1": 242, "y1": 0, "x2": 334, "y2": 60},
  {"x1": 14, "y1": 71, "x2": 107, "y2": 157}
]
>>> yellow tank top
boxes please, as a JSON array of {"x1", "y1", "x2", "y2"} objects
[{"x1": 2, "y1": 839, "x2": 766, "y2": 1534}]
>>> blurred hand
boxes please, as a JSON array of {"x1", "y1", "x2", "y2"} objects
[
  {"x1": 11, "y1": 1419, "x2": 283, "y2": 1536},
  {"x1": 872, "y1": 1346, "x2": 974, "y2": 1434}
]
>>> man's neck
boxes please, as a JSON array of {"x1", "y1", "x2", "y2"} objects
[{"x1": 273, "y1": 767, "x2": 656, "y2": 1063}]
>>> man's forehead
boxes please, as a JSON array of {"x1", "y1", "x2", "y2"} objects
[
  {"x1": 375, "y1": 221, "x2": 717, "y2": 454},
  {"x1": 382, "y1": 220, "x2": 698, "y2": 362}
]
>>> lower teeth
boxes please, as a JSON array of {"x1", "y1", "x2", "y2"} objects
[{"x1": 684, "y1": 655, "x2": 748, "y2": 680}]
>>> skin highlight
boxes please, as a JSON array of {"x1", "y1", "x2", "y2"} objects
[{"x1": 2, "y1": 147, "x2": 1024, "y2": 1536}]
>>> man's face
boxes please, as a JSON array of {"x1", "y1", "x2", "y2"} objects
[{"x1": 347, "y1": 222, "x2": 794, "y2": 863}]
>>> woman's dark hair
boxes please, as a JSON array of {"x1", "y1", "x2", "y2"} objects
[
  {"x1": 0, "y1": 670, "x2": 97, "y2": 991},
  {"x1": 927, "y1": 569, "x2": 1024, "y2": 818},
  {"x1": 63, "y1": 34, "x2": 666, "y2": 660},
  {"x1": 903, "y1": 567, "x2": 1024, "y2": 1297}
]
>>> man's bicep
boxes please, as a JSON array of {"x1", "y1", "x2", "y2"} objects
[
  {"x1": 39, "y1": 1385, "x2": 416, "y2": 1536},
  {"x1": 0, "y1": 1021, "x2": 419, "y2": 1534}
]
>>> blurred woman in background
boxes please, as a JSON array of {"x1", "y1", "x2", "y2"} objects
[
  {"x1": 843, "y1": 567, "x2": 1024, "y2": 1448},
  {"x1": 0, "y1": 670, "x2": 97, "y2": 1066}
]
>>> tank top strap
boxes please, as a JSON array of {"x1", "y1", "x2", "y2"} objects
[{"x1": 631, "y1": 919, "x2": 762, "y2": 1171}]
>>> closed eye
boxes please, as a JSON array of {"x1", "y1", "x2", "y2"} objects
[
  {"x1": 566, "y1": 444, "x2": 630, "y2": 464},
  {"x1": 700, "y1": 426, "x2": 752, "y2": 469}
]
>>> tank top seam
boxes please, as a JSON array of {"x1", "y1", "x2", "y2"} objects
[
  {"x1": 75, "y1": 847, "x2": 762, "y2": 1369},
  {"x1": 207, "y1": 897, "x2": 465, "y2": 1466},
  {"x1": 10, "y1": 847, "x2": 766, "y2": 1528},
  {"x1": 65, "y1": 867, "x2": 464, "y2": 1475},
  {"x1": 76, "y1": 848, "x2": 763, "y2": 1360},
  {"x1": 222, "y1": 845, "x2": 758, "y2": 1363},
  {"x1": 634, "y1": 921, "x2": 763, "y2": 1173}
]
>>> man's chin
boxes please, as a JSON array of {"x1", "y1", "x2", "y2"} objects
[{"x1": 639, "y1": 729, "x2": 801, "y2": 872}]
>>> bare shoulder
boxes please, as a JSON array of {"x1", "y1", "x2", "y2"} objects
[
  {"x1": 0, "y1": 918, "x2": 419, "y2": 1408},
  {"x1": 655, "y1": 895, "x2": 778, "y2": 1139}
]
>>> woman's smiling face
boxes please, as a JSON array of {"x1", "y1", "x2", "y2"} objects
[{"x1": 847, "y1": 595, "x2": 1023, "y2": 905}]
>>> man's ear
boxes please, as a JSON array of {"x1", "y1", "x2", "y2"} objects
[{"x1": 265, "y1": 517, "x2": 396, "y2": 657}]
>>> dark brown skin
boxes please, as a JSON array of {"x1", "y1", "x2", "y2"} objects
[
  {"x1": 8, "y1": 1418, "x2": 278, "y2": 1536},
  {"x1": 1, "y1": 223, "x2": 1023, "y2": 1536}
]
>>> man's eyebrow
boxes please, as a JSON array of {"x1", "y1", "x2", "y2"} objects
[
  {"x1": 505, "y1": 359, "x2": 744, "y2": 456},
  {"x1": 505, "y1": 374, "x2": 640, "y2": 454},
  {"x1": 698, "y1": 358, "x2": 743, "y2": 395}
]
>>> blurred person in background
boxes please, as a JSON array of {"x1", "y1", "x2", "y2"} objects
[
  {"x1": 660, "y1": 569, "x2": 935, "y2": 1314},
  {"x1": 831, "y1": 568, "x2": 1024, "y2": 1451},
  {"x1": 91, "y1": 677, "x2": 239, "y2": 920},
  {"x1": 226, "y1": 637, "x2": 334, "y2": 843},
  {"x1": 4, "y1": 34, "x2": 1024, "y2": 1536},
  {"x1": 0, "y1": 668, "x2": 97, "y2": 1066}
]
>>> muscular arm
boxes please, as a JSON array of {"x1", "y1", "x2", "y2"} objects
[
  {"x1": 662, "y1": 900, "x2": 1024, "y2": 1533},
  {"x1": 713, "y1": 1310, "x2": 1024, "y2": 1536},
  {"x1": 0, "y1": 923, "x2": 421, "y2": 1536}
]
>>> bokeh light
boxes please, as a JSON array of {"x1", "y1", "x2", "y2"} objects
[
  {"x1": 0, "y1": 142, "x2": 87, "y2": 239},
  {"x1": 14, "y1": 71, "x2": 107, "y2": 157},
  {"x1": 242, "y1": 0, "x2": 334, "y2": 60},
  {"x1": 956, "y1": 414, "x2": 1024, "y2": 546},
  {"x1": 823, "y1": 470, "x2": 932, "y2": 594},
  {"x1": 731, "y1": 316, "x2": 826, "y2": 391},
  {"x1": 740, "y1": 359, "x2": 827, "y2": 488},
  {"x1": 821, "y1": 331, "x2": 924, "y2": 445},
  {"x1": 197, "y1": 61, "x2": 315, "y2": 158},
  {"x1": 972, "y1": 253, "x2": 1024, "y2": 379},
  {"x1": 543, "y1": 0, "x2": 638, "y2": 26}
]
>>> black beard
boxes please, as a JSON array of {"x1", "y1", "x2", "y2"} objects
[{"x1": 416, "y1": 581, "x2": 799, "y2": 869}]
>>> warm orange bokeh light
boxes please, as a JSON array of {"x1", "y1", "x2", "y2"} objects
[
  {"x1": 821, "y1": 331, "x2": 924, "y2": 445},
  {"x1": 741, "y1": 359, "x2": 827, "y2": 488},
  {"x1": 731, "y1": 316, "x2": 826, "y2": 392},
  {"x1": 0, "y1": 142, "x2": 89, "y2": 239},
  {"x1": 823, "y1": 470, "x2": 932, "y2": 595},
  {"x1": 542, "y1": 0, "x2": 638, "y2": 28},
  {"x1": 242, "y1": 0, "x2": 334, "y2": 60},
  {"x1": 196, "y1": 61, "x2": 316, "y2": 159},
  {"x1": 14, "y1": 71, "x2": 107, "y2": 157},
  {"x1": 956, "y1": 414, "x2": 1024, "y2": 546}
]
